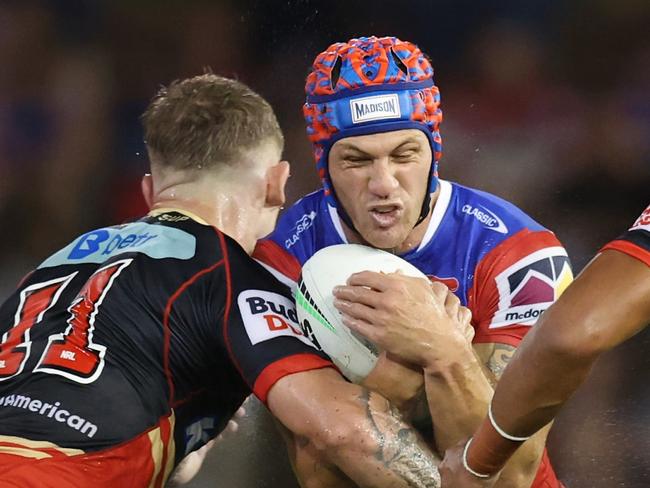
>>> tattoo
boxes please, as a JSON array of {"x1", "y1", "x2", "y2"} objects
[
  {"x1": 359, "y1": 389, "x2": 441, "y2": 487},
  {"x1": 486, "y1": 343, "x2": 517, "y2": 379}
]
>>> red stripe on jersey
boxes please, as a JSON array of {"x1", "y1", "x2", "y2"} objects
[
  {"x1": 253, "y1": 240, "x2": 302, "y2": 282},
  {"x1": 601, "y1": 239, "x2": 650, "y2": 267},
  {"x1": 254, "y1": 353, "x2": 336, "y2": 405},
  {"x1": 217, "y1": 229, "x2": 249, "y2": 385},
  {"x1": 16, "y1": 270, "x2": 35, "y2": 289},
  {"x1": 163, "y1": 259, "x2": 224, "y2": 404},
  {"x1": 468, "y1": 229, "x2": 566, "y2": 346}
]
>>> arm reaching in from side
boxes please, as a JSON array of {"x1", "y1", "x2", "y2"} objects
[
  {"x1": 440, "y1": 249, "x2": 650, "y2": 486},
  {"x1": 268, "y1": 367, "x2": 442, "y2": 488}
]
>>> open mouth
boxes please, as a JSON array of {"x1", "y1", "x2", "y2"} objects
[{"x1": 369, "y1": 205, "x2": 402, "y2": 228}]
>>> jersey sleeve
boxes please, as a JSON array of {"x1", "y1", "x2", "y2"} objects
[
  {"x1": 467, "y1": 229, "x2": 574, "y2": 347},
  {"x1": 600, "y1": 204, "x2": 650, "y2": 267},
  {"x1": 223, "y1": 243, "x2": 334, "y2": 405}
]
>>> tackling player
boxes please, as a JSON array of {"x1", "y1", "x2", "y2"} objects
[
  {"x1": 254, "y1": 36, "x2": 571, "y2": 487},
  {"x1": 439, "y1": 205, "x2": 650, "y2": 486},
  {"x1": 0, "y1": 74, "x2": 447, "y2": 487}
]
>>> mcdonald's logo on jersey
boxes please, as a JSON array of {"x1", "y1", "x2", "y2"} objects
[{"x1": 489, "y1": 247, "x2": 573, "y2": 328}]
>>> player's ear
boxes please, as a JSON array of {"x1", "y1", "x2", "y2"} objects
[
  {"x1": 265, "y1": 160, "x2": 290, "y2": 208},
  {"x1": 141, "y1": 174, "x2": 154, "y2": 209}
]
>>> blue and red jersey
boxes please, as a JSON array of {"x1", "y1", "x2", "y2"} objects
[
  {"x1": 255, "y1": 180, "x2": 574, "y2": 348},
  {"x1": 255, "y1": 179, "x2": 573, "y2": 488}
]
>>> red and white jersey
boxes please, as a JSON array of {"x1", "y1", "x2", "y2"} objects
[{"x1": 601, "y1": 204, "x2": 650, "y2": 266}]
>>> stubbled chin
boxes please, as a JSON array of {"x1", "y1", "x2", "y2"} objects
[{"x1": 360, "y1": 226, "x2": 408, "y2": 252}]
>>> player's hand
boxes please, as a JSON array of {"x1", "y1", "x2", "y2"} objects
[
  {"x1": 333, "y1": 271, "x2": 473, "y2": 368},
  {"x1": 439, "y1": 440, "x2": 499, "y2": 488},
  {"x1": 167, "y1": 403, "x2": 247, "y2": 485},
  {"x1": 361, "y1": 351, "x2": 424, "y2": 413}
]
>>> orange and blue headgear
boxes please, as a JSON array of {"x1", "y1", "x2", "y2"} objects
[{"x1": 303, "y1": 36, "x2": 443, "y2": 225}]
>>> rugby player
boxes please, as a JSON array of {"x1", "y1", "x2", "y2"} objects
[
  {"x1": 0, "y1": 74, "x2": 448, "y2": 487},
  {"x1": 255, "y1": 36, "x2": 571, "y2": 487},
  {"x1": 439, "y1": 204, "x2": 650, "y2": 486}
]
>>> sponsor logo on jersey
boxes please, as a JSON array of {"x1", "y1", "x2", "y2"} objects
[
  {"x1": 631, "y1": 205, "x2": 650, "y2": 232},
  {"x1": 157, "y1": 213, "x2": 190, "y2": 222},
  {"x1": 285, "y1": 211, "x2": 317, "y2": 249},
  {"x1": 427, "y1": 275, "x2": 460, "y2": 292},
  {"x1": 38, "y1": 223, "x2": 196, "y2": 268},
  {"x1": 489, "y1": 247, "x2": 573, "y2": 328},
  {"x1": 350, "y1": 93, "x2": 401, "y2": 124},
  {"x1": 0, "y1": 394, "x2": 98, "y2": 438},
  {"x1": 461, "y1": 204, "x2": 508, "y2": 234},
  {"x1": 238, "y1": 290, "x2": 317, "y2": 348}
]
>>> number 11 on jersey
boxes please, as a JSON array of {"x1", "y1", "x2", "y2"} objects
[{"x1": 34, "y1": 259, "x2": 133, "y2": 383}]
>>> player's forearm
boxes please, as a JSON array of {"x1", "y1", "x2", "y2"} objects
[
  {"x1": 323, "y1": 389, "x2": 442, "y2": 488},
  {"x1": 422, "y1": 344, "x2": 492, "y2": 452},
  {"x1": 423, "y1": 346, "x2": 545, "y2": 487}
]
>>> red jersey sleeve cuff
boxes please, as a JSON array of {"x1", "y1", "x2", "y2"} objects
[
  {"x1": 253, "y1": 353, "x2": 336, "y2": 405},
  {"x1": 601, "y1": 240, "x2": 650, "y2": 267}
]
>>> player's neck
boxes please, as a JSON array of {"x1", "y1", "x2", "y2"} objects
[{"x1": 152, "y1": 186, "x2": 262, "y2": 255}]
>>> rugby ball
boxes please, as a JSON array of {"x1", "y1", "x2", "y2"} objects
[{"x1": 296, "y1": 244, "x2": 427, "y2": 383}]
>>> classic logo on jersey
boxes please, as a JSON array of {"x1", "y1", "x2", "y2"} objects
[
  {"x1": 285, "y1": 211, "x2": 317, "y2": 249},
  {"x1": 631, "y1": 205, "x2": 650, "y2": 232},
  {"x1": 461, "y1": 204, "x2": 508, "y2": 234},
  {"x1": 350, "y1": 94, "x2": 401, "y2": 124},
  {"x1": 489, "y1": 247, "x2": 573, "y2": 328},
  {"x1": 238, "y1": 290, "x2": 316, "y2": 349},
  {"x1": 38, "y1": 223, "x2": 196, "y2": 268}
]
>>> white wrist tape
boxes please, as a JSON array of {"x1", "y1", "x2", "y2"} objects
[
  {"x1": 462, "y1": 438, "x2": 492, "y2": 479},
  {"x1": 488, "y1": 402, "x2": 531, "y2": 442}
]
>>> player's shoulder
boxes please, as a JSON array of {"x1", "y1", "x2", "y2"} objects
[
  {"x1": 36, "y1": 211, "x2": 220, "y2": 273},
  {"x1": 449, "y1": 182, "x2": 546, "y2": 234},
  {"x1": 273, "y1": 189, "x2": 326, "y2": 239}
]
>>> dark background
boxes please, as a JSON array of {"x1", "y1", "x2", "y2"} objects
[{"x1": 0, "y1": 1, "x2": 648, "y2": 486}]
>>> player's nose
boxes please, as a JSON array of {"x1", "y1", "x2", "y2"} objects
[{"x1": 367, "y1": 160, "x2": 399, "y2": 197}]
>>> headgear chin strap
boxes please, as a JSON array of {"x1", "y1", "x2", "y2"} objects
[{"x1": 303, "y1": 36, "x2": 443, "y2": 236}]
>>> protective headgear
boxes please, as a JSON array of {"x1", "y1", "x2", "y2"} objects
[{"x1": 303, "y1": 36, "x2": 443, "y2": 227}]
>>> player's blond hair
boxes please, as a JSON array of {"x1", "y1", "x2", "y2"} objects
[{"x1": 142, "y1": 73, "x2": 283, "y2": 172}]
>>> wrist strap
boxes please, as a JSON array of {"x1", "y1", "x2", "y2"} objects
[
  {"x1": 462, "y1": 438, "x2": 492, "y2": 479},
  {"x1": 488, "y1": 402, "x2": 531, "y2": 442}
]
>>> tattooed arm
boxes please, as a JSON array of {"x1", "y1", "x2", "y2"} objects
[
  {"x1": 471, "y1": 343, "x2": 550, "y2": 487},
  {"x1": 268, "y1": 367, "x2": 441, "y2": 488}
]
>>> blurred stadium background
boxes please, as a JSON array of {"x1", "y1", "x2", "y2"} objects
[{"x1": 1, "y1": 0, "x2": 648, "y2": 486}]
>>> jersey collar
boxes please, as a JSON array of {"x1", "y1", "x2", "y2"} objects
[
  {"x1": 147, "y1": 207, "x2": 209, "y2": 225},
  {"x1": 325, "y1": 179, "x2": 453, "y2": 252}
]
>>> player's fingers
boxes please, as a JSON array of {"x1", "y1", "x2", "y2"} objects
[
  {"x1": 444, "y1": 289, "x2": 461, "y2": 316},
  {"x1": 234, "y1": 405, "x2": 246, "y2": 418},
  {"x1": 346, "y1": 270, "x2": 392, "y2": 291},
  {"x1": 341, "y1": 314, "x2": 378, "y2": 343},
  {"x1": 429, "y1": 280, "x2": 450, "y2": 301},
  {"x1": 333, "y1": 284, "x2": 382, "y2": 308},
  {"x1": 226, "y1": 419, "x2": 239, "y2": 433},
  {"x1": 334, "y1": 298, "x2": 382, "y2": 325},
  {"x1": 458, "y1": 305, "x2": 472, "y2": 326}
]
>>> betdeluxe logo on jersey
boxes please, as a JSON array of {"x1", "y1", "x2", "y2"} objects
[
  {"x1": 489, "y1": 247, "x2": 573, "y2": 328},
  {"x1": 238, "y1": 290, "x2": 318, "y2": 349}
]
